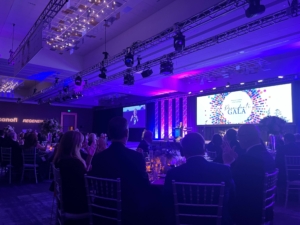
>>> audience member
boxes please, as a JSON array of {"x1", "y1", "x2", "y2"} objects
[
  {"x1": 276, "y1": 133, "x2": 300, "y2": 187},
  {"x1": 226, "y1": 128, "x2": 245, "y2": 156},
  {"x1": 224, "y1": 124, "x2": 275, "y2": 225},
  {"x1": 85, "y1": 133, "x2": 97, "y2": 171},
  {"x1": 137, "y1": 130, "x2": 153, "y2": 153},
  {"x1": 24, "y1": 132, "x2": 46, "y2": 151},
  {"x1": 207, "y1": 133, "x2": 223, "y2": 163},
  {"x1": 164, "y1": 132, "x2": 234, "y2": 225},
  {"x1": 91, "y1": 117, "x2": 150, "y2": 225},
  {"x1": 53, "y1": 131, "x2": 88, "y2": 216},
  {"x1": 2, "y1": 131, "x2": 23, "y2": 170}
]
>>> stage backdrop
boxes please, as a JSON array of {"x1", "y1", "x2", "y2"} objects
[
  {"x1": 92, "y1": 103, "x2": 155, "y2": 142},
  {"x1": 0, "y1": 101, "x2": 93, "y2": 133}
]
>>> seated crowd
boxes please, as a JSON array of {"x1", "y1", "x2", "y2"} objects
[{"x1": 1, "y1": 118, "x2": 300, "y2": 225}]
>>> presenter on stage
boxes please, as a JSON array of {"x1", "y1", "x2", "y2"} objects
[{"x1": 130, "y1": 109, "x2": 139, "y2": 125}]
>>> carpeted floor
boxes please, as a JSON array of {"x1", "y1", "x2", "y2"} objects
[{"x1": 0, "y1": 175, "x2": 299, "y2": 225}]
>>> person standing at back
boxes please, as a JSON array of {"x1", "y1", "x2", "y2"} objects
[
  {"x1": 91, "y1": 116, "x2": 150, "y2": 225},
  {"x1": 224, "y1": 124, "x2": 275, "y2": 225},
  {"x1": 226, "y1": 129, "x2": 245, "y2": 156}
]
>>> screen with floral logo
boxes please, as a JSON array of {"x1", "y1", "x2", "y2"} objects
[{"x1": 196, "y1": 83, "x2": 293, "y2": 125}]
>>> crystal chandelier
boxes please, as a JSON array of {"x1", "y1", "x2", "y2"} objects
[{"x1": 43, "y1": 0, "x2": 125, "y2": 52}]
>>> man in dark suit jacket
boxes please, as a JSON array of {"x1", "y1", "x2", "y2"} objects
[
  {"x1": 164, "y1": 133, "x2": 235, "y2": 225},
  {"x1": 225, "y1": 124, "x2": 276, "y2": 225},
  {"x1": 276, "y1": 133, "x2": 300, "y2": 187},
  {"x1": 137, "y1": 130, "x2": 153, "y2": 153},
  {"x1": 91, "y1": 117, "x2": 150, "y2": 225}
]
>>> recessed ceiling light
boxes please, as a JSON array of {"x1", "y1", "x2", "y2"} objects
[
  {"x1": 226, "y1": 85, "x2": 230, "y2": 88},
  {"x1": 240, "y1": 82, "x2": 244, "y2": 85},
  {"x1": 278, "y1": 76, "x2": 284, "y2": 79},
  {"x1": 188, "y1": 92, "x2": 191, "y2": 94},
  {"x1": 212, "y1": 87, "x2": 216, "y2": 90},
  {"x1": 258, "y1": 80, "x2": 263, "y2": 83},
  {"x1": 200, "y1": 90, "x2": 203, "y2": 93}
]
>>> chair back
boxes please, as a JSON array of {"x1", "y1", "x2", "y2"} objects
[
  {"x1": 172, "y1": 181, "x2": 225, "y2": 225},
  {"x1": 52, "y1": 165, "x2": 65, "y2": 224},
  {"x1": 1, "y1": 147, "x2": 12, "y2": 164},
  {"x1": 262, "y1": 169, "x2": 278, "y2": 224},
  {"x1": 22, "y1": 148, "x2": 37, "y2": 165},
  {"x1": 285, "y1": 156, "x2": 300, "y2": 182},
  {"x1": 85, "y1": 176, "x2": 121, "y2": 225}
]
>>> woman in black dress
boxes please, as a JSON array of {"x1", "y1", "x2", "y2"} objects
[{"x1": 53, "y1": 131, "x2": 88, "y2": 216}]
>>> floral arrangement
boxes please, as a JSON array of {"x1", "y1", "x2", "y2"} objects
[
  {"x1": 259, "y1": 116, "x2": 287, "y2": 135},
  {"x1": 40, "y1": 119, "x2": 61, "y2": 135}
]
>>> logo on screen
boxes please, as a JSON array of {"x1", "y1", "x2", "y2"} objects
[{"x1": 221, "y1": 91, "x2": 253, "y2": 124}]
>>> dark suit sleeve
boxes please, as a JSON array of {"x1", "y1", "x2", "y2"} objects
[
  {"x1": 135, "y1": 152, "x2": 150, "y2": 185},
  {"x1": 163, "y1": 169, "x2": 176, "y2": 225}
]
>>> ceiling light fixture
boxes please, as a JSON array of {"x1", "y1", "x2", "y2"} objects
[
  {"x1": 124, "y1": 71, "x2": 134, "y2": 85},
  {"x1": 245, "y1": 0, "x2": 265, "y2": 18},
  {"x1": 173, "y1": 31, "x2": 185, "y2": 52},
  {"x1": 99, "y1": 67, "x2": 107, "y2": 79},
  {"x1": 258, "y1": 79, "x2": 263, "y2": 83},
  {"x1": 141, "y1": 68, "x2": 153, "y2": 78},
  {"x1": 75, "y1": 76, "x2": 82, "y2": 86},
  {"x1": 212, "y1": 87, "x2": 216, "y2": 90},
  {"x1": 124, "y1": 47, "x2": 134, "y2": 67},
  {"x1": 200, "y1": 90, "x2": 203, "y2": 93},
  {"x1": 160, "y1": 59, "x2": 173, "y2": 75},
  {"x1": 240, "y1": 82, "x2": 245, "y2": 85},
  {"x1": 278, "y1": 75, "x2": 284, "y2": 79}
]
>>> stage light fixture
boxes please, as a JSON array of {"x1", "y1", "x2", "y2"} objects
[
  {"x1": 278, "y1": 76, "x2": 284, "y2": 79},
  {"x1": 174, "y1": 31, "x2": 185, "y2": 52},
  {"x1": 212, "y1": 87, "x2": 216, "y2": 90},
  {"x1": 245, "y1": 0, "x2": 265, "y2": 18},
  {"x1": 63, "y1": 85, "x2": 69, "y2": 93},
  {"x1": 99, "y1": 67, "x2": 107, "y2": 79},
  {"x1": 75, "y1": 76, "x2": 82, "y2": 86},
  {"x1": 124, "y1": 72, "x2": 134, "y2": 85},
  {"x1": 258, "y1": 80, "x2": 263, "y2": 83},
  {"x1": 141, "y1": 68, "x2": 153, "y2": 78},
  {"x1": 55, "y1": 77, "x2": 59, "y2": 84},
  {"x1": 33, "y1": 88, "x2": 37, "y2": 94},
  {"x1": 16, "y1": 98, "x2": 21, "y2": 103},
  {"x1": 188, "y1": 92, "x2": 192, "y2": 94},
  {"x1": 240, "y1": 82, "x2": 245, "y2": 85},
  {"x1": 160, "y1": 60, "x2": 173, "y2": 75},
  {"x1": 124, "y1": 47, "x2": 134, "y2": 67},
  {"x1": 200, "y1": 90, "x2": 203, "y2": 93},
  {"x1": 226, "y1": 82, "x2": 230, "y2": 88}
]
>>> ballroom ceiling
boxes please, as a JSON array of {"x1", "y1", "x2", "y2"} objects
[{"x1": 0, "y1": 0, "x2": 299, "y2": 108}]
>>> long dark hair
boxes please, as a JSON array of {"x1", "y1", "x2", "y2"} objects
[
  {"x1": 53, "y1": 131, "x2": 85, "y2": 167},
  {"x1": 24, "y1": 132, "x2": 38, "y2": 149}
]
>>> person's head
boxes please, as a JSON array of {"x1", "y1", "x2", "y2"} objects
[
  {"x1": 24, "y1": 132, "x2": 38, "y2": 149},
  {"x1": 284, "y1": 133, "x2": 296, "y2": 144},
  {"x1": 108, "y1": 117, "x2": 129, "y2": 144},
  {"x1": 8, "y1": 131, "x2": 17, "y2": 141},
  {"x1": 143, "y1": 130, "x2": 153, "y2": 143},
  {"x1": 226, "y1": 129, "x2": 238, "y2": 142},
  {"x1": 181, "y1": 133, "x2": 205, "y2": 158},
  {"x1": 212, "y1": 134, "x2": 222, "y2": 146},
  {"x1": 53, "y1": 131, "x2": 84, "y2": 165},
  {"x1": 294, "y1": 133, "x2": 300, "y2": 142},
  {"x1": 0, "y1": 130, "x2": 4, "y2": 137},
  {"x1": 238, "y1": 124, "x2": 261, "y2": 150},
  {"x1": 88, "y1": 133, "x2": 97, "y2": 146}
]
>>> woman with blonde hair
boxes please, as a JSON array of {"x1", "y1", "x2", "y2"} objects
[{"x1": 53, "y1": 131, "x2": 88, "y2": 215}]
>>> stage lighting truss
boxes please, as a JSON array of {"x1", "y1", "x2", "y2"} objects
[
  {"x1": 23, "y1": 2, "x2": 300, "y2": 102},
  {"x1": 31, "y1": 0, "x2": 248, "y2": 97},
  {"x1": 82, "y1": 4, "x2": 300, "y2": 89},
  {"x1": 182, "y1": 58, "x2": 270, "y2": 83},
  {"x1": 124, "y1": 71, "x2": 134, "y2": 85}
]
